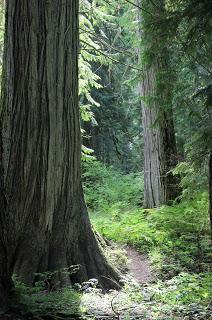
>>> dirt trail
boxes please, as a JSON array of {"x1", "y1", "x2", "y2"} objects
[{"x1": 125, "y1": 246, "x2": 153, "y2": 283}]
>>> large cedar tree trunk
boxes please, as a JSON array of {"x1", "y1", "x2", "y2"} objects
[
  {"x1": 0, "y1": 0, "x2": 119, "y2": 308},
  {"x1": 137, "y1": 1, "x2": 179, "y2": 208},
  {"x1": 140, "y1": 62, "x2": 179, "y2": 208}
]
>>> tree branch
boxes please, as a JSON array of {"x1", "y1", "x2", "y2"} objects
[{"x1": 81, "y1": 39, "x2": 143, "y2": 72}]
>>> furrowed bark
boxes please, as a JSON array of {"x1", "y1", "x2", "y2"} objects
[
  {"x1": 140, "y1": 62, "x2": 179, "y2": 208},
  {"x1": 136, "y1": 0, "x2": 179, "y2": 208},
  {"x1": 0, "y1": 127, "x2": 13, "y2": 310},
  {"x1": 0, "y1": 0, "x2": 120, "y2": 307}
]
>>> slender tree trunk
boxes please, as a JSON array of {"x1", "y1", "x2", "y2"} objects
[{"x1": 0, "y1": 0, "x2": 119, "y2": 309}]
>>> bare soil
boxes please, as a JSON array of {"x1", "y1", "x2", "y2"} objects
[{"x1": 125, "y1": 246, "x2": 153, "y2": 283}]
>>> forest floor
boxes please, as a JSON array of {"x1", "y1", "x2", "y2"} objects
[
  {"x1": 1, "y1": 243, "x2": 211, "y2": 320},
  {"x1": 79, "y1": 245, "x2": 211, "y2": 320},
  {"x1": 1, "y1": 194, "x2": 211, "y2": 320},
  {"x1": 125, "y1": 246, "x2": 153, "y2": 284}
]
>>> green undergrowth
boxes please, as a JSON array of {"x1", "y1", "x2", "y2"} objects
[
  {"x1": 82, "y1": 160, "x2": 212, "y2": 318},
  {"x1": 9, "y1": 161, "x2": 211, "y2": 319},
  {"x1": 83, "y1": 161, "x2": 144, "y2": 213},
  {"x1": 12, "y1": 280, "x2": 81, "y2": 318},
  {"x1": 84, "y1": 160, "x2": 211, "y2": 277},
  {"x1": 91, "y1": 192, "x2": 211, "y2": 278},
  {"x1": 84, "y1": 161, "x2": 211, "y2": 278}
]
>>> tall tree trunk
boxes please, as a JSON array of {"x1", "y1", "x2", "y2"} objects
[
  {"x1": 137, "y1": 1, "x2": 179, "y2": 208},
  {"x1": 0, "y1": 0, "x2": 119, "y2": 309},
  {"x1": 140, "y1": 62, "x2": 179, "y2": 208}
]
